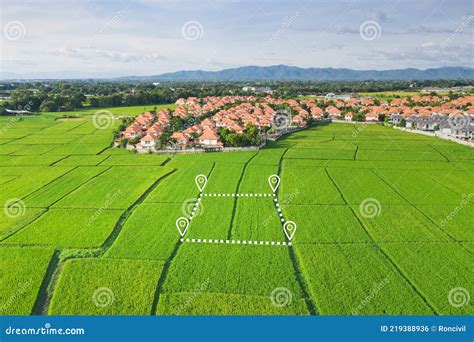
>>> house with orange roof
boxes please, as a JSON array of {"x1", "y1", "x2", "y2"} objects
[
  {"x1": 197, "y1": 129, "x2": 223, "y2": 148},
  {"x1": 123, "y1": 124, "x2": 144, "y2": 139},
  {"x1": 171, "y1": 132, "x2": 190, "y2": 149},
  {"x1": 365, "y1": 111, "x2": 379, "y2": 122},
  {"x1": 344, "y1": 112, "x2": 354, "y2": 121},
  {"x1": 139, "y1": 134, "x2": 157, "y2": 150}
]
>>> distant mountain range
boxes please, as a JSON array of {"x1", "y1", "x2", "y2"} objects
[
  {"x1": 119, "y1": 65, "x2": 474, "y2": 82},
  {"x1": 2, "y1": 65, "x2": 474, "y2": 81}
]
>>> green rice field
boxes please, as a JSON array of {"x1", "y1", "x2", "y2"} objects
[{"x1": 0, "y1": 114, "x2": 472, "y2": 316}]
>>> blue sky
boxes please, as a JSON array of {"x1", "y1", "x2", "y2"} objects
[{"x1": 1, "y1": 0, "x2": 473, "y2": 78}]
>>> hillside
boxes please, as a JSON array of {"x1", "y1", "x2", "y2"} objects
[{"x1": 120, "y1": 65, "x2": 474, "y2": 82}]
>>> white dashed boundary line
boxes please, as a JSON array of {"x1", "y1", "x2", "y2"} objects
[
  {"x1": 188, "y1": 194, "x2": 202, "y2": 221},
  {"x1": 181, "y1": 181, "x2": 293, "y2": 246},
  {"x1": 202, "y1": 193, "x2": 275, "y2": 197},
  {"x1": 272, "y1": 194, "x2": 286, "y2": 224},
  {"x1": 181, "y1": 238, "x2": 291, "y2": 246}
]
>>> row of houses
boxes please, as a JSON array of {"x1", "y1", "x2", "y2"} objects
[{"x1": 119, "y1": 94, "x2": 474, "y2": 151}]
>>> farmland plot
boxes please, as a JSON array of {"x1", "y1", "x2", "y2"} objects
[
  {"x1": 282, "y1": 205, "x2": 369, "y2": 243},
  {"x1": 327, "y1": 168, "x2": 405, "y2": 204},
  {"x1": 162, "y1": 244, "x2": 303, "y2": 299},
  {"x1": 249, "y1": 148, "x2": 287, "y2": 166},
  {"x1": 0, "y1": 167, "x2": 73, "y2": 204},
  {"x1": 145, "y1": 165, "x2": 213, "y2": 203},
  {"x1": 0, "y1": 247, "x2": 54, "y2": 315},
  {"x1": 99, "y1": 154, "x2": 169, "y2": 166},
  {"x1": 352, "y1": 205, "x2": 449, "y2": 242},
  {"x1": 105, "y1": 203, "x2": 182, "y2": 261},
  {"x1": 3, "y1": 208, "x2": 123, "y2": 248},
  {"x1": 285, "y1": 148, "x2": 355, "y2": 160},
  {"x1": 202, "y1": 162, "x2": 245, "y2": 193},
  {"x1": 416, "y1": 205, "x2": 474, "y2": 242},
  {"x1": 380, "y1": 243, "x2": 473, "y2": 315},
  {"x1": 49, "y1": 258, "x2": 164, "y2": 315},
  {"x1": 280, "y1": 166, "x2": 344, "y2": 205},
  {"x1": 53, "y1": 167, "x2": 173, "y2": 209},
  {"x1": 296, "y1": 244, "x2": 433, "y2": 315},
  {"x1": 0, "y1": 208, "x2": 46, "y2": 241},
  {"x1": 239, "y1": 164, "x2": 279, "y2": 193},
  {"x1": 231, "y1": 197, "x2": 286, "y2": 242},
  {"x1": 23, "y1": 166, "x2": 108, "y2": 207},
  {"x1": 185, "y1": 197, "x2": 235, "y2": 240},
  {"x1": 55, "y1": 155, "x2": 110, "y2": 166},
  {"x1": 356, "y1": 149, "x2": 446, "y2": 161},
  {"x1": 375, "y1": 169, "x2": 463, "y2": 204},
  {"x1": 156, "y1": 292, "x2": 309, "y2": 315}
]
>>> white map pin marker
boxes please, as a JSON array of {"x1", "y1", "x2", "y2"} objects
[
  {"x1": 176, "y1": 217, "x2": 189, "y2": 237},
  {"x1": 268, "y1": 175, "x2": 280, "y2": 193},
  {"x1": 195, "y1": 174, "x2": 208, "y2": 192},
  {"x1": 283, "y1": 221, "x2": 297, "y2": 241}
]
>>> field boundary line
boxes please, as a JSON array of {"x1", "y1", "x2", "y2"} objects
[
  {"x1": 372, "y1": 169, "x2": 472, "y2": 255},
  {"x1": 96, "y1": 154, "x2": 111, "y2": 166},
  {"x1": 31, "y1": 168, "x2": 178, "y2": 316},
  {"x1": 428, "y1": 144, "x2": 450, "y2": 162},
  {"x1": 20, "y1": 166, "x2": 79, "y2": 201},
  {"x1": 100, "y1": 168, "x2": 178, "y2": 251},
  {"x1": 278, "y1": 147, "x2": 318, "y2": 316},
  {"x1": 31, "y1": 250, "x2": 61, "y2": 315},
  {"x1": 151, "y1": 163, "x2": 217, "y2": 315},
  {"x1": 203, "y1": 193, "x2": 274, "y2": 197},
  {"x1": 181, "y1": 238, "x2": 291, "y2": 246},
  {"x1": 226, "y1": 153, "x2": 258, "y2": 240},
  {"x1": 326, "y1": 165, "x2": 438, "y2": 314},
  {"x1": 47, "y1": 155, "x2": 70, "y2": 166},
  {"x1": 348, "y1": 206, "x2": 439, "y2": 315},
  {"x1": 324, "y1": 168, "x2": 349, "y2": 204},
  {"x1": 0, "y1": 166, "x2": 112, "y2": 242}
]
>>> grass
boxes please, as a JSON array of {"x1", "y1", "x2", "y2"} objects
[
  {"x1": 156, "y1": 292, "x2": 309, "y2": 315},
  {"x1": 0, "y1": 247, "x2": 54, "y2": 315},
  {"x1": 296, "y1": 244, "x2": 433, "y2": 315},
  {"x1": 49, "y1": 258, "x2": 165, "y2": 315},
  {"x1": 162, "y1": 244, "x2": 304, "y2": 298},
  {"x1": 4, "y1": 208, "x2": 123, "y2": 248},
  {"x1": 42, "y1": 103, "x2": 177, "y2": 118},
  {"x1": 53, "y1": 167, "x2": 173, "y2": 209},
  {"x1": 104, "y1": 203, "x2": 181, "y2": 261},
  {"x1": 1, "y1": 115, "x2": 473, "y2": 316}
]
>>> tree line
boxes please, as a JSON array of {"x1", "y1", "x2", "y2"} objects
[{"x1": 0, "y1": 79, "x2": 473, "y2": 114}]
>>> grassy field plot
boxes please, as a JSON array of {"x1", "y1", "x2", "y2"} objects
[
  {"x1": 105, "y1": 203, "x2": 181, "y2": 261},
  {"x1": 353, "y1": 205, "x2": 450, "y2": 242},
  {"x1": 375, "y1": 169, "x2": 463, "y2": 204},
  {"x1": 380, "y1": 243, "x2": 473, "y2": 315},
  {"x1": 280, "y1": 167, "x2": 344, "y2": 205},
  {"x1": 55, "y1": 155, "x2": 110, "y2": 166},
  {"x1": 0, "y1": 247, "x2": 54, "y2": 315},
  {"x1": 23, "y1": 167, "x2": 108, "y2": 207},
  {"x1": 99, "y1": 154, "x2": 169, "y2": 166},
  {"x1": 156, "y1": 292, "x2": 309, "y2": 315},
  {"x1": 231, "y1": 197, "x2": 285, "y2": 242},
  {"x1": 145, "y1": 165, "x2": 213, "y2": 203},
  {"x1": 49, "y1": 258, "x2": 164, "y2": 315},
  {"x1": 162, "y1": 244, "x2": 303, "y2": 299},
  {"x1": 285, "y1": 148, "x2": 355, "y2": 160},
  {"x1": 296, "y1": 244, "x2": 433, "y2": 315},
  {"x1": 327, "y1": 168, "x2": 405, "y2": 204},
  {"x1": 282, "y1": 205, "x2": 369, "y2": 243},
  {"x1": 4, "y1": 208, "x2": 123, "y2": 248},
  {"x1": 53, "y1": 167, "x2": 173, "y2": 209},
  {"x1": 185, "y1": 197, "x2": 234, "y2": 240}
]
